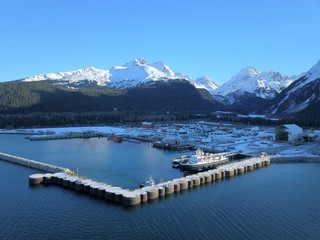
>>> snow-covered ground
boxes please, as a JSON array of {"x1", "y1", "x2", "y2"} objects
[{"x1": 1, "y1": 121, "x2": 319, "y2": 158}]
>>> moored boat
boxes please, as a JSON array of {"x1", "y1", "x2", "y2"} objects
[
  {"x1": 179, "y1": 148, "x2": 229, "y2": 171},
  {"x1": 107, "y1": 135, "x2": 122, "y2": 143},
  {"x1": 172, "y1": 155, "x2": 189, "y2": 168},
  {"x1": 140, "y1": 175, "x2": 155, "y2": 188}
]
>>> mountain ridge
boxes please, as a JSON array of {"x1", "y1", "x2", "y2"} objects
[{"x1": 21, "y1": 58, "x2": 218, "y2": 91}]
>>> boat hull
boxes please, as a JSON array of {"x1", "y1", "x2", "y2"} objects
[
  {"x1": 107, "y1": 136, "x2": 122, "y2": 143},
  {"x1": 179, "y1": 159, "x2": 228, "y2": 171}
]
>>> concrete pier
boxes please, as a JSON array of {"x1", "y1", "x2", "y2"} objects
[
  {"x1": 0, "y1": 152, "x2": 73, "y2": 174},
  {"x1": 28, "y1": 156, "x2": 271, "y2": 206}
]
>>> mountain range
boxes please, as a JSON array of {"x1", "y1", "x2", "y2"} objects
[
  {"x1": 6, "y1": 57, "x2": 320, "y2": 120},
  {"x1": 268, "y1": 60, "x2": 320, "y2": 119},
  {"x1": 22, "y1": 58, "x2": 218, "y2": 92}
]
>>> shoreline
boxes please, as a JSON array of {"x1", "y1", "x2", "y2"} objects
[{"x1": 271, "y1": 156, "x2": 320, "y2": 163}]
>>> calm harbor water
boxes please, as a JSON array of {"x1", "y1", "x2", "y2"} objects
[{"x1": 0, "y1": 134, "x2": 320, "y2": 240}]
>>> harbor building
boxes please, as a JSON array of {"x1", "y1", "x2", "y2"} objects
[{"x1": 274, "y1": 124, "x2": 303, "y2": 142}]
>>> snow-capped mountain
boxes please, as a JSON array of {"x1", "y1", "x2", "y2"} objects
[
  {"x1": 23, "y1": 67, "x2": 110, "y2": 87},
  {"x1": 23, "y1": 58, "x2": 178, "y2": 89},
  {"x1": 175, "y1": 73, "x2": 192, "y2": 81},
  {"x1": 21, "y1": 58, "x2": 220, "y2": 91},
  {"x1": 107, "y1": 58, "x2": 176, "y2": 89},
  {"x1": 268, "y1": 60, "x2": 320, "y2": 118},
  {"x1": 192, "y1": 76, "x2": 218, "y2": 93},
  {"x1": 212, "y1": 66, "x2": 294, "y2": 104}
]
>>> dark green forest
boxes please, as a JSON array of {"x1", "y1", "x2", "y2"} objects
[{"x1": 0, "y1": 80, "x2": 225, "y2": 128}]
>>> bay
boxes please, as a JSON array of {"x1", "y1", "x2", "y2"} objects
[{"x1": 0, "y1": 134, "x2": 319, "y2": 240}]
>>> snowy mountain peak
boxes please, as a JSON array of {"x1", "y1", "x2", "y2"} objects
[
  {"x1": 193, "y1": 75, "x2": 218, "y2": 92},
  {"x1": 22, "y1": 58, "x2": 183, "y2": 89},
  {"x1": 175, "y1": 73, "x2": 192, "y2": 81},
  {"x1": 151, "y1": 61, "x2": 175, "y2": 77},
  {"x1": 269, "y1": 59, "x2": 320, "y2": 117},
  {"x1": 304, "y1": 59, "x2": 320, "y2": 83},
  {"x1": 238, "y1": 66, "x2": 260, "y2": 78},
  {"x1": 126, "y1": 57, "x2": 148, "y2": 66},
  {"x1": 213, "y1": 66, "x2": 294, "y2": 103}
]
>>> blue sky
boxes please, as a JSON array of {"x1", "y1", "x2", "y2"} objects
[{"x1": 1, "y1": 0, "x2": 319, "y2": 85}]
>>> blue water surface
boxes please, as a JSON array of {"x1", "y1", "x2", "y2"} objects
[{"x1": 0, "y1": 134, "x2": 319, "y2": 240}]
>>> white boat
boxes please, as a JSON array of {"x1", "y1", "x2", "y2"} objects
[
  {"x1": 172, "y1": 154, "x2": 189, "y2": 168},
  {"x1": 140, "y1": 175, "x2": 155, "y2": 188},
  {"x1": 179, "y1": 148, "x2": 229, "y2": 171}
]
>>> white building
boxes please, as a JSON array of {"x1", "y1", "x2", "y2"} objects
[{"x1": 275, "y1": 124, "x2": 303, "y2": 142}]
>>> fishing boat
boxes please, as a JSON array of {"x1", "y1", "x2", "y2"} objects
[
  {"x1": 140, "y1": 175, "x2": 155, "y2": 188},
  {"x1": 179, "y1": 148, "x2": 229, "y2": 171}
]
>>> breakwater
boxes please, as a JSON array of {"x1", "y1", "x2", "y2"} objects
[
  {"x1": 0, "y1": 152, "x2": 72, "y2": 174},
  {"x1": 26, "y1": 133, "x2": 108, "y2": 141},
  {"x1": 29, "y1": 156, "x2": 271, "y2": 206}
]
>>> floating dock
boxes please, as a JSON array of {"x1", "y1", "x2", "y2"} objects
[{"x1": 28, "y1": 156, "x2": 271, "y2": 206}]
